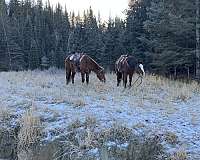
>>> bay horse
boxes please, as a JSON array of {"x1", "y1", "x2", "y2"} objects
[
  {"x1": 115, "y1": 55, "x2": 145, "y2": 88},
  {"x1": 65, "y1": 53, "x2": 106, "y2": 84}
]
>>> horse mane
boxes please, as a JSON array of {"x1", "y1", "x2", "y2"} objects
[{"x1": 87, "y1": 55, "x2": 103, "y2": 72}]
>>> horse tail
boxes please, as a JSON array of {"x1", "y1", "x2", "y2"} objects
[{"x1": 65, "y1": 58, "x2": 71, "y2": 84}]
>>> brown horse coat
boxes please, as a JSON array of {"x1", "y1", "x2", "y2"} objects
[
  {"x1": 65, "y1": 53, "x2": 106, "y2": 84},
  {"x1": 115, "y1": 55, "x2": 145, "y2": 88}
]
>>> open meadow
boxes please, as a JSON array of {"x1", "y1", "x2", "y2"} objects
[{"x1": 0, "y1": 68, "x2": 200, "y2": 160}]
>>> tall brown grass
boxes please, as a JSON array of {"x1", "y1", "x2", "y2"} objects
[{"x1": 18, "y1": 107, "x2": 42, "y2": 149}]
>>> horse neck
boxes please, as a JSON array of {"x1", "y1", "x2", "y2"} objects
[{"x1": 88, "y1": 57, "x2": 102, "y2": 73}]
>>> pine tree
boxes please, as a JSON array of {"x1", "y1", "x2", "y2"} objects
[
  {"x1": 124, "y1": 0, "x2": 151, "y2": 59},
  {"x1": 0, "y1": 0, "x2": 9, "y2": 71},
  {"x1": 82, "y1": 7, "x2": 104, "y2": 61},
  {"x1": 7, "y1": 40, "x2": 24, "y2": 70},
  {"x1": 196, "y1": 0, "x2": 200, "y2": 79},
  {"x1": 103, "y1": 17, "x2": 125, "y2": 69},
  {"x1": 143, "y1": 0, "x2": 196, "y2": 76},
  {"x1": 49, "y1": 49, "x2": 56, "y2": 67},
  {"x1": 30, "y1": 39, "x2": 40, "y2": 69},
  {"x1": 23, "y1": 15, "x2": 33, "y2": 69}
]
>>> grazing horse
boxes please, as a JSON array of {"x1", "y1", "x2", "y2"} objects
[
  {"x1": 65, "y1": 53, "x2": 106, "y2": 84},
  {"x1": 115, "y1": 55, "x2": 145, "y2": 88}
]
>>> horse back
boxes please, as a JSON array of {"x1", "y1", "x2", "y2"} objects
[
  {"x1": 79, "y1": 55, "x2": 93, "y2": 72},
  {"x1": 65, "y1": 54, "x2": 79, "y2": 72},
  {"x1": 126, "y1": 56, "x2": 137, "y2": 69},
  {"x1": 115, "y1": 55, "x2": 138, "y2": 73},
  {"x1": 115, "y1": 55, "x2": 128, "y2": 72}
]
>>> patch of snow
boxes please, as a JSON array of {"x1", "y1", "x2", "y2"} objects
[{"x1": 1, "y1": 71, "x2": 200, "y2": 158}]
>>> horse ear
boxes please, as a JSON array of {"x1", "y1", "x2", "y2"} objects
[{"x1": 138, "y1": 59, "x2": 143, "y2": 64}]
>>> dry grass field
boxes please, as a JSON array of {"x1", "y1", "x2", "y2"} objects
[{"x1": 0, "y1": 68, "x2": 200, "y2": 159}]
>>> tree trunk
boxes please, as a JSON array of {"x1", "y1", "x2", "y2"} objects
[
  {"x1": 196, "y1": 0, "x2": 200, "y2": 79},
  {"x1": 0, "y1": 1, "x2": 12, "y2": 70},
  {"x1": 67, "y1": 30, "x2": 74, "y2": 54},
  {"x1": 187, "y1": 66, "x2": 190, "y2": 80},
  {"x1": 174, "y1": 66, "x2": 177, "y2": 78}
]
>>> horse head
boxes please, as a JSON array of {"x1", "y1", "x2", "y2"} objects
[
  {"x1": 137, "y1": 63, "x2": 145, "y2": 77},
  {"x1": 97, "y1": 68, "x2": 106, "y2": 83}
]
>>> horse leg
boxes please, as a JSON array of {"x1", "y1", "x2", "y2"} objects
[
  {"x1": 66, "y1": 70, "x2": 71, "y2": 85},
  {"x1": 65, "y1": 61, "x2": 68, "y2": 85},
  {"x1": 71, "y1": 72, "x2": 76, "y2": 84},
  {"x1": 123, "y1": 73, "x2": 127, "y2": 88},
  {"x1": 117, "y1": 72, "x2": 122, "y2": 86},
  {"x1": 129, "y1": 73, "x2": 133, "y2": 87},
  {"x1": 81, "y1": 72, "x2": 85, "y2": 83},
  {"x1": 66, "y1": 70, "x2": 68, "y2": 85},
  {"x1": 86, "y1": 73, "x2": 89, "y2": 84}
]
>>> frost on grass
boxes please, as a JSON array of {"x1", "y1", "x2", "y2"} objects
[
  {"x1": 170, "y1": 149, "x2": 188, "y2": 160},
  {"x1": 164, "y1": 131, "x2": 179, "y2": 145},
  {"x1": 53, "y1": 119, "x2": 165, "y2": 160},
  {"x1": 0, "y1": 103, "x2": 12, "y2": 122},
  {"x1": 0, "y1": 69, "x2": 200, "y2": 159},
  {"x1": 0, "y1": 127, "x2": 17, "y2": 159},
  {"x1": 18, "y1": 107, "x2": 42, "y2": 150}
]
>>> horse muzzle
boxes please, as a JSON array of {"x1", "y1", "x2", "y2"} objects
[
  {"x1": 101, "y1": 78, "x2": 106, "y2": 83},
  {"x1": 141, "y1": 71, "x2": 145, "y2": 77}
]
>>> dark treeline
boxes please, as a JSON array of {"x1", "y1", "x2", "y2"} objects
[{"x1": 0, "y1": 0, "x2": 199, "y2": 78}]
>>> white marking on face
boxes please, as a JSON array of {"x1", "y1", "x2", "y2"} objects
[{"x1": 139, "y1": 64, "x2": 145, "y2": 76}]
